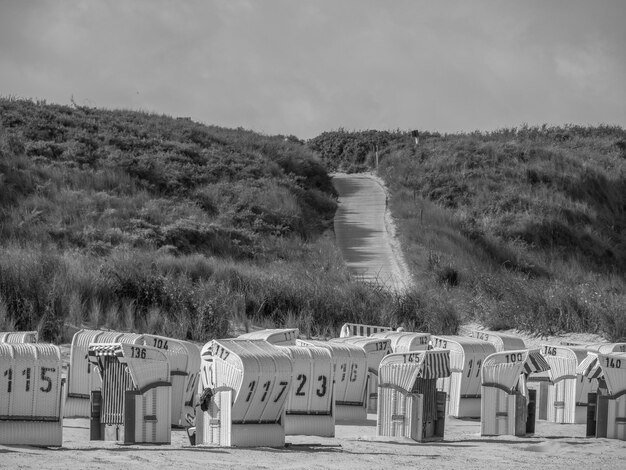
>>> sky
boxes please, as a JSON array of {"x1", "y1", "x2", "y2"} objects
[{"x1": 1, "y1": 0, "x2": 625, "y2": 139}]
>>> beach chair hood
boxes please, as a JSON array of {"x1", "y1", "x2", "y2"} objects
[
  {"x1": 0, "y1": 331, "x2": 38, "y2": 343},
  {"x1": 237, "y1": 328, "x2": 299, "y2": 345},
  {"x1": 88, "y1": 343, "x2": 170, "y2": 393},
  {"x1": 379, "y1": 350, "x2": 451, "y2": 393},
  {"x1": 371, "y1": 331, "x2": 430, "y2": 353},
  {"x1": 539, "y1": 345, "x2": 579, "y2": 383},
  {"x1": 578, "y1": 352, "x2": 626, "y2": 398},
  {"x1": 482, "y1": 349, "x2": 550, "y2": 394},
  {"x1": 467, "y1": 330, "x2": 526, "y2": 352}
]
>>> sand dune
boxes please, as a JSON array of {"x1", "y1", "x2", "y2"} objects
[{"x1": 2, "y1": 173, "x2": 623, "y2": 468}]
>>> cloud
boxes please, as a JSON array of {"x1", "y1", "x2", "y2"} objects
[
  {"x1": 1, "y1": 0, "x2": 624, "y2": 138},
  {"x1": 555, "y1": 43, "x2": 621, "y2": 94}
]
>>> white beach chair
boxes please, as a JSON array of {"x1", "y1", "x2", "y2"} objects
[
  {"x1": 0, "y1": 343, "x2": 64, "y2": 446},
  {"x1": 377, "y1": 350, "x2": 450, "y2": 442},
  {"x1": 195, "y1": 339, "x2": 293, "y2": 447},
  {"x1": 481, "y1": 349, "x2": 550, "y2": 436},
  {"x1": 578, "y1": 351, "x2": 626, "y2": 440},
  {"x1": 528, "y1": 345, "x2": 594, "y2": 424},
  {"x1": 88, "y1": 342, "x2": 172, "y2": 444}
]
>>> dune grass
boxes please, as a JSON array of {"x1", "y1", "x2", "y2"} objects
[
  {"x1": 0, "y1": 239, "x2": 459, "y2": 343},
  {"x1": 0, "y1": 97, "x2": 459, "y2": 342},
  {"x1": 309, "y1": 126, "x2": 626, "y2": 340}
]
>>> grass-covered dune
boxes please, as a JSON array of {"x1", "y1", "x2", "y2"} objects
[
  {"x1": 309, "y1": 126, "x2": 626, "y2": 340},
  {"x1": 0, "y1": 97, "x2": 458, "y2": 343}
]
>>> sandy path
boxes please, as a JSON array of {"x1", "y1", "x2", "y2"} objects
[{"x1": 332, "y1": 173, "x2": 412, "y2": 292}]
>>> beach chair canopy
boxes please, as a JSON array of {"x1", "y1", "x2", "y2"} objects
[
  {"x1": 577, "y1": 352, "x2": 600, "y2": 378},
  {"x1": 567, "y1": 346, "x2": 592, "y2": 364},
  {"x1": 88, "y1": 343, "x2": 170, "y2": 393},
  {"x1": 594, "y1": 343, "x2": 626, "y2": 354},
  {"x1": 339, "y1": 323, "x2": 391, "y2": 338},
  {"x1": 141, "y1": 334, "x2": 190, "y2": 374},
  {"x1": 431, "y1": 335, "x2": 497, "y2": 398},
  {"x1": 538, "y1": 345, "x2": 580, "y2": 383},
  {"x1": 205, "y1": 339, "x2": 293, "y2": 423},
  {"x1": 578, "y1": 352, "x2": 626, "y2": 398},
  {"x1": 482, "y1": 349, "x2": 550, "y2": 394},
  {"x1": 68, "y1": 329, "x2": 143, "y2": 399},
  {"x1": 466, "y1": 330, "x2": 526, "y2": 352},
  {"x1": 378, "y1": 350, "x2": 451, "y2": 393},
  {"x1": 0, "y1": 331, "x2": 38, "y2": 343},
  {"x1": 237, "y1": 328, "x2": 299, "y2": 345},
  {"x1": 141, "y1": 335, "x2": 200, "y2": 379},
  {"x1": 370, "y1": 331, "x2": 430, "y2": 353},
  {"x1": 432, "y1": 335, "x2": 497, "y2": 371}
]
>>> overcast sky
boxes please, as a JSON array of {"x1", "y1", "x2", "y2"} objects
[{"x1": 1, "y1": 1, "x2": 624, "y2": 139}]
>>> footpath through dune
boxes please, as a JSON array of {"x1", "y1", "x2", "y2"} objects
[{"x1": 332, "y1": 172, "x2": 412, "y2": 292}]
